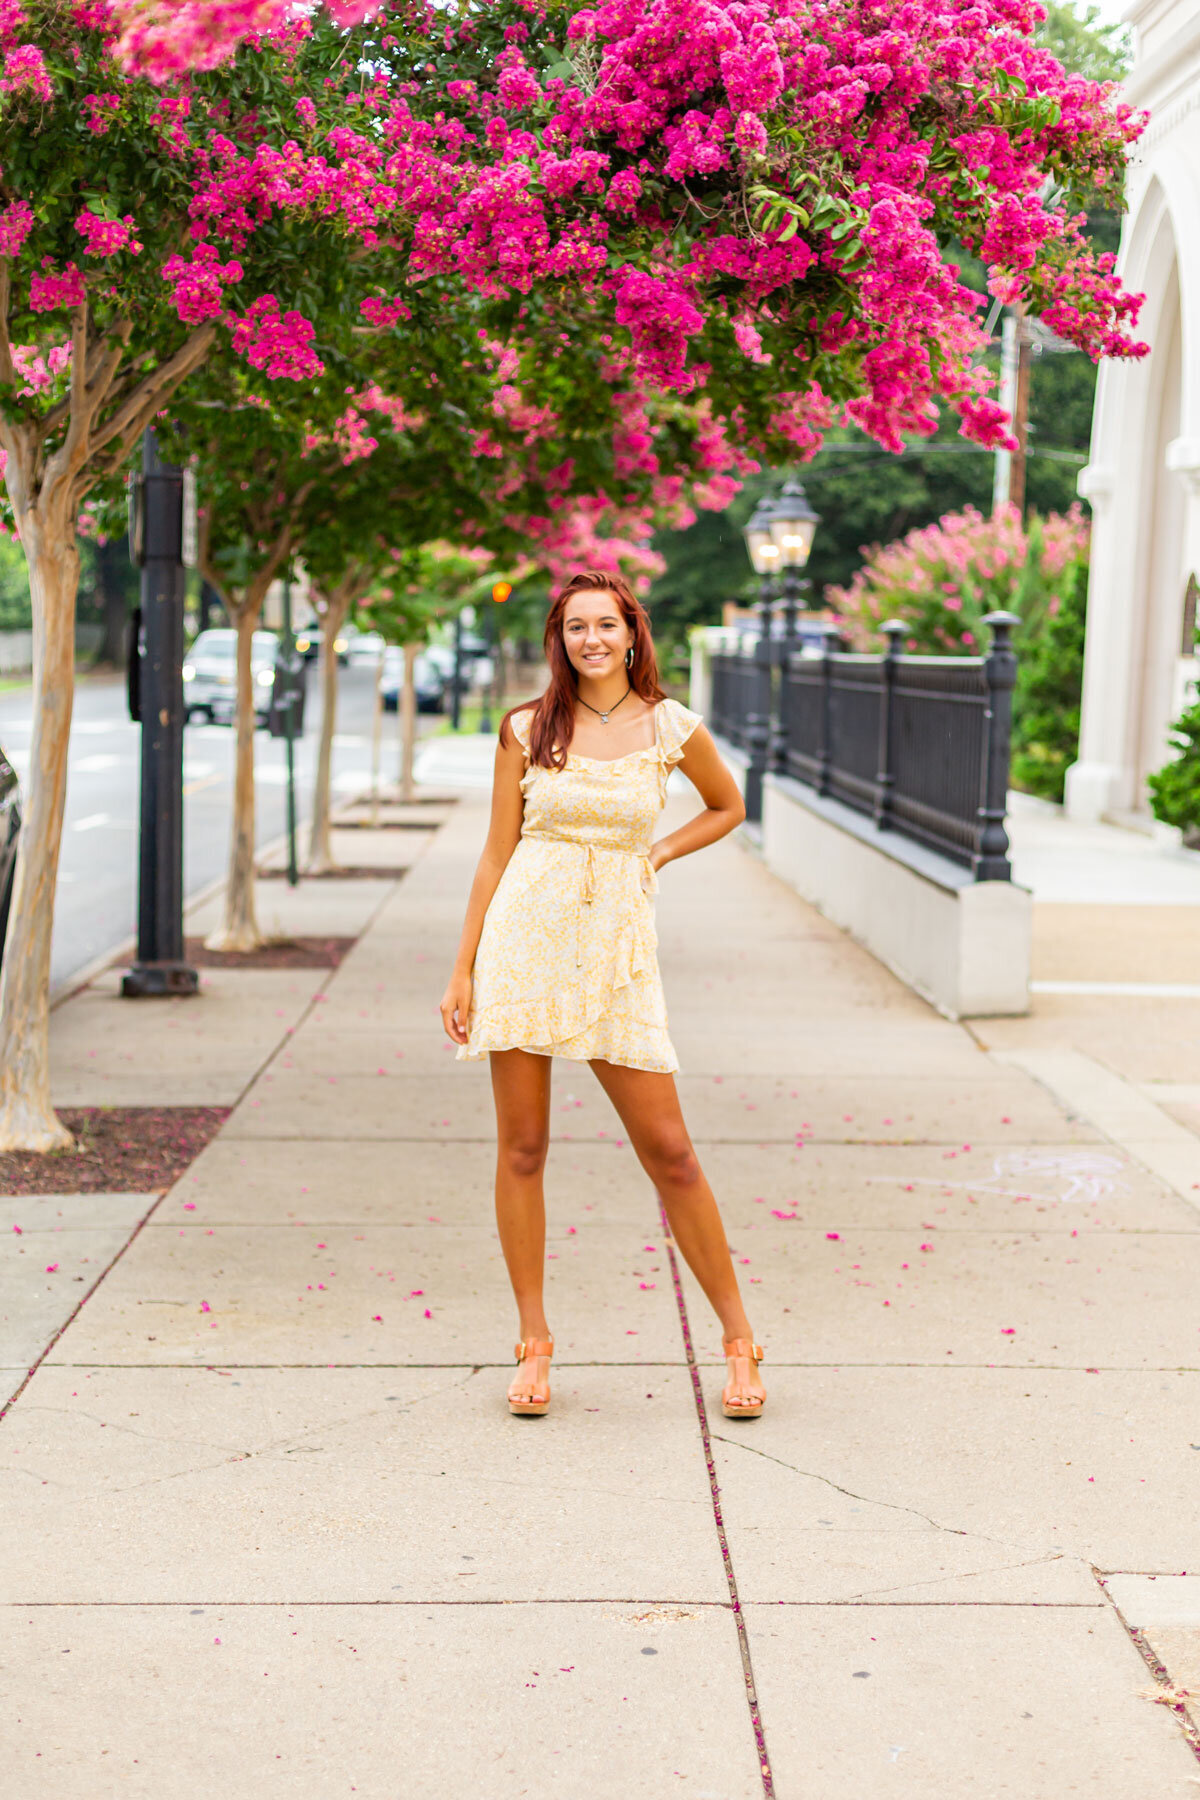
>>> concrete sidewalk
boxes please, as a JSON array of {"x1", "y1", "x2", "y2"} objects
[{"x1": 3, "y1": 779, "x2": 1200, "y2": 1796}]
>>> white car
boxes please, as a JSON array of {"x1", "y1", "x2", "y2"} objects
[
  {"x1": 183, "y1": 628, "x2": 280, "y2": 725},
  {"x1": 345, "y1": 629, "x2": 385, "y2": 664}
]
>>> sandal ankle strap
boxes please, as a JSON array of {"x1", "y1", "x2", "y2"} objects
[
  {"x1": 515, "y1": 1339, "x2": 554, "y2": 1362},
  {"x1": 722, "y1": 1338, "x2": 764, "y2": 1362}
]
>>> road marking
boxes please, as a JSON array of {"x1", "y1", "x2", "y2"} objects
[
  {"x1": 182, "y1": 760, "x2": 217, "y2": 779},
  {"x1": 182, "y1": 774, "x2": 222, "y2": 797},
  {"x1": 73, "y1": 720, "x2": 129, "y2": 736},
  {"x1": 1031, "y1": 979, "x2": 1200, "y2": 998},
  {"x1": 73, "y1": 812, "x2": 111, "y2": 832}
]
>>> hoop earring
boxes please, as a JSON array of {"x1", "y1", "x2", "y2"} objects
[{"x1": 625, "y1": 646, "x2": 634, "y2": 668}]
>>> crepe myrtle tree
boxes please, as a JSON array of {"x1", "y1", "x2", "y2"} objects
[
  {"x1": 0, "y1": 8, "x2": 407, "y2": 1152},
  {"x1": 115, "y1": 0, "x2": 1146, "y2": 450}
]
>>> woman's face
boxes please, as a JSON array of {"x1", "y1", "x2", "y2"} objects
[{"x1": 561, "y1": 590, "x2": 635, "y2": 682}]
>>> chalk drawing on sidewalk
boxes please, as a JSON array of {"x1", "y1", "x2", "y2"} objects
[{"x1": 867, "y1": 1149, "x2": 1130, "y2": 1205}]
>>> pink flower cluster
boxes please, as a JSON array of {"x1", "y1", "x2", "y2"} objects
[
  {"x1": 0, "y1": 197, "x2": 32, "y2": 256},
  {"x1": 29, "y1": 259, "x2": 86, "y2": 313},
  {"x1": 162, "y1": 244, "x2": 244, "y2": 322},
  {"x1": 81, "y1": 90, "x2": 120, "y2": 133},
  {"x1": 228, "y1": 294, "x2": 323, "y2": 380},
  {"x1": 110, "y1": 0, "x2": 288, "y2": 82},
  {"x1": 12, "y1": 341, "x2": 71, "y2": 394},
  {"x1": 76, "y1": 209, "x2": 142, "y2": 257},
  {"x1": 0, "y1": 40, "x2": 51, "y2": 102},
  {"x1": 359, "y1": 295, "x2": 412, "y2": 328}
]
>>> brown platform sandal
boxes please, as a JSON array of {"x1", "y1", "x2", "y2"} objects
[
  {"x1": 508, "y1": 1338, "x2": 554, "y2": 1416},
  {"x1": 721, "y1": 1339, "x2": 765, "y2": 1419}
]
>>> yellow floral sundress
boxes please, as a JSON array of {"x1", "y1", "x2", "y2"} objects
[{"x1": 457, "y1": 696, "x2": 703, "y2": 1073}]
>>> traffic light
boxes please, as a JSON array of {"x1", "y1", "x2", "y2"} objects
[{"x1": 492, "y1": 580, "x2": 512, "y2": 603}]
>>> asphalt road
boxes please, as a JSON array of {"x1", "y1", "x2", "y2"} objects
[{"x1": 0, "y1": 659, "x2": 418, "y2": 992}]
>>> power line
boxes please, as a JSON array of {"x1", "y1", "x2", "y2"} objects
[{"x1": 795, "y1": 442, "x2": 1086, "y2": 479}]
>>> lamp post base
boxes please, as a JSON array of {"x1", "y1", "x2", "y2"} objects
[{"x1": 121, "y1": 961, "x2": 200, "y2": 999}]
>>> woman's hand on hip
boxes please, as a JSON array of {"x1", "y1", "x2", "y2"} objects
[{"x1": 440, "y1": 970, "x2": 472, "y2": 1045}]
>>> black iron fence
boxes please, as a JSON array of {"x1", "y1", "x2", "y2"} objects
[{"x1": 710, "y1": 611, "x2": 1019, "y2": 881}]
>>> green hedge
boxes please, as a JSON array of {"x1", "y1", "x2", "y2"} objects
[
  {"x1": 1148, "y1": 697, "x2": 1200, "y2": 837},
  {"x1": 1010, "y1": 555, "x2": 1087, "y2": 804}
]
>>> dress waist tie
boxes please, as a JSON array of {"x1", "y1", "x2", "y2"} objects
[{"x1": 560, "y1": 841, "x2": 657, "y2": 968}]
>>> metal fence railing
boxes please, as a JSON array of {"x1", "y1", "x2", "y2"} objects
[{"x1": 709, "y1": 612, "x2": 1020, "y2": 881}]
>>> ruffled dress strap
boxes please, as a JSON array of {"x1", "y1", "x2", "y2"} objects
[
  {"x1": 657, "y1": 697, "x2": 703, "y2": 767},
  {"x1": 507, "y1": 705, "x2": 536, "y2": 759}
]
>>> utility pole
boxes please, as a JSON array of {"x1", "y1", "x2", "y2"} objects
[
  {"x1": 122, "y1": 430, "x2": 199, "y2": 998},
  {"x1": 992, "y1": 307, "x2": 1034, "y2": 518}
]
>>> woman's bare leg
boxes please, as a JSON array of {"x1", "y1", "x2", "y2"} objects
[
  {"x1": 587, "y1": 1060, "x2": 764, "y2": 1409},
  {"x1": 489, "y1": 1048, "x2": 553, "y2": 1405}
]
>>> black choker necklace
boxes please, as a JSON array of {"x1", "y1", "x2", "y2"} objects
[{"x1": 576, "y1": 686, "x2": 632, "y2": 725}]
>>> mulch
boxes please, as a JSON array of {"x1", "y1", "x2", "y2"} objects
[
  {"x1": 184, "y1": 935, "x2": 356, "y2": 970},
  {"x1": 255, "y1": 867, "x2": 411, "y2": 882},
  {"x1": 0, "y1": 1105, "x2": 231, "y2": 1196}
]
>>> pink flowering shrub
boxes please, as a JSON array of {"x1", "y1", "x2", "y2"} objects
[{"x1": 829, "y1": 502, "x2": 1090, "y2": 653}]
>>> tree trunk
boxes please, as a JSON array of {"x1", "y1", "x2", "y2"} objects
[
  {"x1": 399, "y1": 641, "x2": 418, "y2": 803},
  {"x1": 306, "y1": 588, "x2": 353, "y2": 875},
  {"x1": 0, "y1": 507, "x2": 79, "y2": 1150},
  {"x1": 205, "y1": 605, "x2": 263, "y2": 951}
]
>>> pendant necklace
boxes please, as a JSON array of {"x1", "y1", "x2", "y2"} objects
[{"x1": 577, "y1": 686, "x2": 632, "y2": 726}]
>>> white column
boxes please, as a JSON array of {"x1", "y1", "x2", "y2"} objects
[{"x1": 1065, "y1": 455, "x2": 1135, "y2": 819}]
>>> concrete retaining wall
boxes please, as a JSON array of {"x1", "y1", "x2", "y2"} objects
[{"x1": 708, "y1": 728, "x2": 1030, "y2": 1018}]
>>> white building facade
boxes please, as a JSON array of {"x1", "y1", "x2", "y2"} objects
[{"x1": 1067, "y1": 0, "x2": 1200, "y2": 821}]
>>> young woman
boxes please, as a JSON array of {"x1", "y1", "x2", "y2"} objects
[{"x1": 439, "y1": 571, "x2": 765, "y2": 1421}]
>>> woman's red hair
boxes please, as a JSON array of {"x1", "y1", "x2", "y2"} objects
[{"x1": 500, "y1": 570, "x2": 666, "y2": 770}]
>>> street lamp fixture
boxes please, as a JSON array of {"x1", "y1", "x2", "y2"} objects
[
  {"x1": 767, "y1": 479, "x2": 820, "y2": 570},
  {"x1": 742, "y1": 496, "x2": 781, "y2": 579}
]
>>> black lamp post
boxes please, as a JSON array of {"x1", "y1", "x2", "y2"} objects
[
  {"x1": 739, "y1": 497, "x2": 779, "y2": 825},
  {"x1": 122, "y1": 429, "x2": 199, "y2": 998},
  {"x1": 764, "y1": 479, "x2": 821, "y2": 773}
]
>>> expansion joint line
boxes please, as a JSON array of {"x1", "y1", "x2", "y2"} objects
[{"x1": 658, "y1": 1197, "x2": 774, "y2": 1799}]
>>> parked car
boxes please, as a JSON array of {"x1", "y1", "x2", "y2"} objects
[
  {"x1": 294, "y1": 625, "x2": 350, "y2": 665},
  {"x1": 343, "y1": 627, "x2": 385, "y2": 665},
  {"x1": 423, "y1": 637, "x2": 489, "y2": 694},
  {"x1": 183, "y1": 628, "x2": 281, "y2": 725},
  {"x1": 381, "y1": 646, "x2": 445, "y2": 714},
  {"x1": 0, "y1": 742, "x2": 20, "y2": 976}
]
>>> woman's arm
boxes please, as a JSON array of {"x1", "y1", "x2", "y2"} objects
[
  {"x1": 648, "y1": 723, "x2": 746, "y2": 872},
  {"x1": 440, "y1": 731, "x2": 527, "y2": 1044}
]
